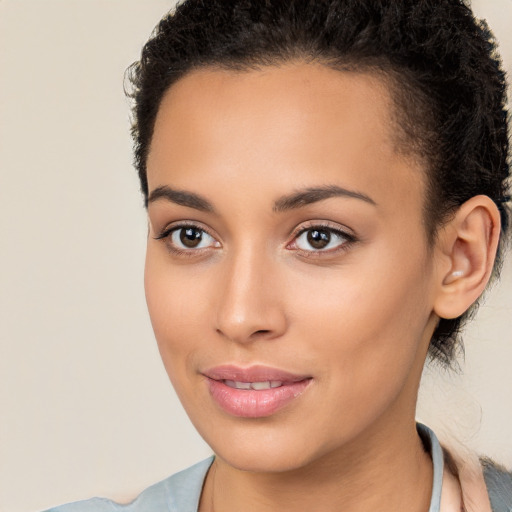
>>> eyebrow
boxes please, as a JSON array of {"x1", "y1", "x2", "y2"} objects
[
  {"x1": 147, "y1": 184, "x2": 376, "y2": 213},
  {"x1": 147, "y1": 185, "x2": 215, "y2": 212},
  {"x1": 273, "y1": 185, "x2": 376, "y2": 212}
]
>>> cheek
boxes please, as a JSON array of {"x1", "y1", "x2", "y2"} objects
[
  {"x1": 287, "y1": 264, "x2": 431, "y2": 444},
  {"x1": 292, "y1": 240, "x2": 433, "y2": 388},
  {"x1": 144, "y1": 249, "x2": 208, "y2": 375}
]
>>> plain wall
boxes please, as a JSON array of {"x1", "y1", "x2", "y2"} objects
[{"x1": 0, "y1": 1, "x2": 510, "y2": 511}]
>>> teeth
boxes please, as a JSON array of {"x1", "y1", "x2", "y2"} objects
[
  {"x1": 224, "y1": 380, "x2": 284, "y2": 390},
  {"x1": 251, "y1": 381, "x2": 271, "y2": 390},
  {"x1": 225, "y1": 380, "x2": 251, "y2": 389}
]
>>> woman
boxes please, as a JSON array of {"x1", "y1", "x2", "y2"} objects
[{"x1": 46, "y1": 0, "x2": 511, "y2": 511}]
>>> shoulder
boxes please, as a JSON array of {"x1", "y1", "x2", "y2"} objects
[
  {"x1": 441, "y1": 441, "x2": 511, "y2": 512},
  {"x1": 43, "y1": 457, "x2": 214, "y2": 512},
  {"x1": 481, "y1": 458, "x2": 512, "y2": 512}
]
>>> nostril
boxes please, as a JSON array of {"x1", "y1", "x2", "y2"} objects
[{"x1": 252, "y1": 329, "x2": 271, "y2": 337}]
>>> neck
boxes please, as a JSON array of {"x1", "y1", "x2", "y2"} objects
[{"x1": 202, "y1": 415, "x2": 433, "y2": 512}]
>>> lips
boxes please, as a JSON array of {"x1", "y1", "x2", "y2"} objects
[{"x1": 203, "y1": 365, "x2": 312, "y2": 418}]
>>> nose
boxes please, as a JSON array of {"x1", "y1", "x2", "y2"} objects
[{"x1": 214, "y1": 247, "x2": 288, "y2": 344}]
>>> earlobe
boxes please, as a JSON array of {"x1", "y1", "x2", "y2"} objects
[{"x1": 433, "y1": 195, "x2": 501, "y2": 320}]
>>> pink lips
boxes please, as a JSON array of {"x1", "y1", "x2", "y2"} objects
[{"x1": 203, "y1": 365, "x2": 312, "y2": 418}]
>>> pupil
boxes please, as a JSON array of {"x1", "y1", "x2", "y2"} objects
[
  {"x1": 307, "y1": 229, "x2": 330, "y2": 249},
  {"x1": 180, "y1": 228, "x2": 202, "y2": 248}
]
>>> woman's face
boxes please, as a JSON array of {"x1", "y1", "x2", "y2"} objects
[{"x1": 145, "y1": 63, "x2": 440, "y2": 472}]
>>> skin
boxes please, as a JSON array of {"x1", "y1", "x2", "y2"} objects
[{"x1": 144, "y1": 62, "x2": 500, "y2": 512}]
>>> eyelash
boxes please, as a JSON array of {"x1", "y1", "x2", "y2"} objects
[
  {"x1": 288, "y1": 222, "x2": 356, "y2": 258},
  {"x1": 154, "y1": 221, "x2": 356, "y2": 258},
  {"x1": 154, "y1": 222, "x2": 220, "y2": 258}
]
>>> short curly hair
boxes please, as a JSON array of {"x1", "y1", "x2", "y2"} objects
[{"x1": 126, "y1": 0, "x2": 510, "y2": 367}]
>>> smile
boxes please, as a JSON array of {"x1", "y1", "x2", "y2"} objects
[
  {"x1": 203, "y1": 365, "x2": 312, "y2": 418},
  {"x1": 224, "y1": 380, "x2": 283, "y2": 390}
]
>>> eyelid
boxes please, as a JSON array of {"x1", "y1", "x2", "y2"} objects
[
  {"x1": 153, "y1": 220, "x2": 221, "y2": 256},
  {"x1": 289, "y1": 220, "x2": 356, "y2": 241},
  {"x1": 154, "y1": 220, "x2": 218, "y2": 241},
  {"x1": 287, "y1": 220, "x2": 357, "y2": 255}
]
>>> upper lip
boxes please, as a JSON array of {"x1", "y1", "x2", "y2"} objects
[{"x1": 202, "y1": 364, "x2": 311, "y2": 383}]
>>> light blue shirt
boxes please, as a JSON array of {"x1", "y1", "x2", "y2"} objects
[
  {"x1": 39, "y1": 424, "x2": 459, "y2": 512},
  {"x1": 45, "y1": 457, "x2": 213, "y2": 512}
]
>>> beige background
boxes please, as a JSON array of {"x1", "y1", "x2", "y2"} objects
[{"x1": 0, "y1": 1, "x2": 511, "y2": 511}]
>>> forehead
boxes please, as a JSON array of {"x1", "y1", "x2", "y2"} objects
[
  {"x1": 147, "y1": 62, "x2": 425, "y2": 219},
  {"x1": 151, "y1": 62, "x2": 397, "y2": 161}
]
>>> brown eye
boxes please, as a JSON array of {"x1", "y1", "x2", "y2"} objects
[
  {"x1": 159, "y1": 225, "x2": 220, "y2": 253},
  {"x1": 179, "y1": 227, "x2": 203, "y2": 248},
  {"x1": 307, "y1": 229, "x2": 331, "y2": 249},
  {"x1": 292, "y1": 225, "x2": 352, "y2": 253}
]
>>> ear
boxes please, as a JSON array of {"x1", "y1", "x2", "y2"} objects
[{"x1": 433, "y1": 195, "x2": 501, "y2": 320}]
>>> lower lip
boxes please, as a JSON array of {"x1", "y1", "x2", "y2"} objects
[{"x1": 206, "y1": 379, "x2": 311, "y2": 418}]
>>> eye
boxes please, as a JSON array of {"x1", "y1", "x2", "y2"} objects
[
  {"x1": 290, "y1": 225, "x2": 354, "y2": 253},
  {"x1": 155, "y1": 224, "x2": 220, "y2": 253}
]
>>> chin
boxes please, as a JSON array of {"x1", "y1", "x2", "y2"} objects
[
  {"x1": 194, "y1": 416, "x2": 327, "y2": 474},
  {"x1": 217, "y1": 443, "x2": 316, "y2": 474}
]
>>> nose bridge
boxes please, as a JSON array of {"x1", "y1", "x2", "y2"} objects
[{"x1": 215, "y1": 242, "x2": 286, "y2": 343}]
